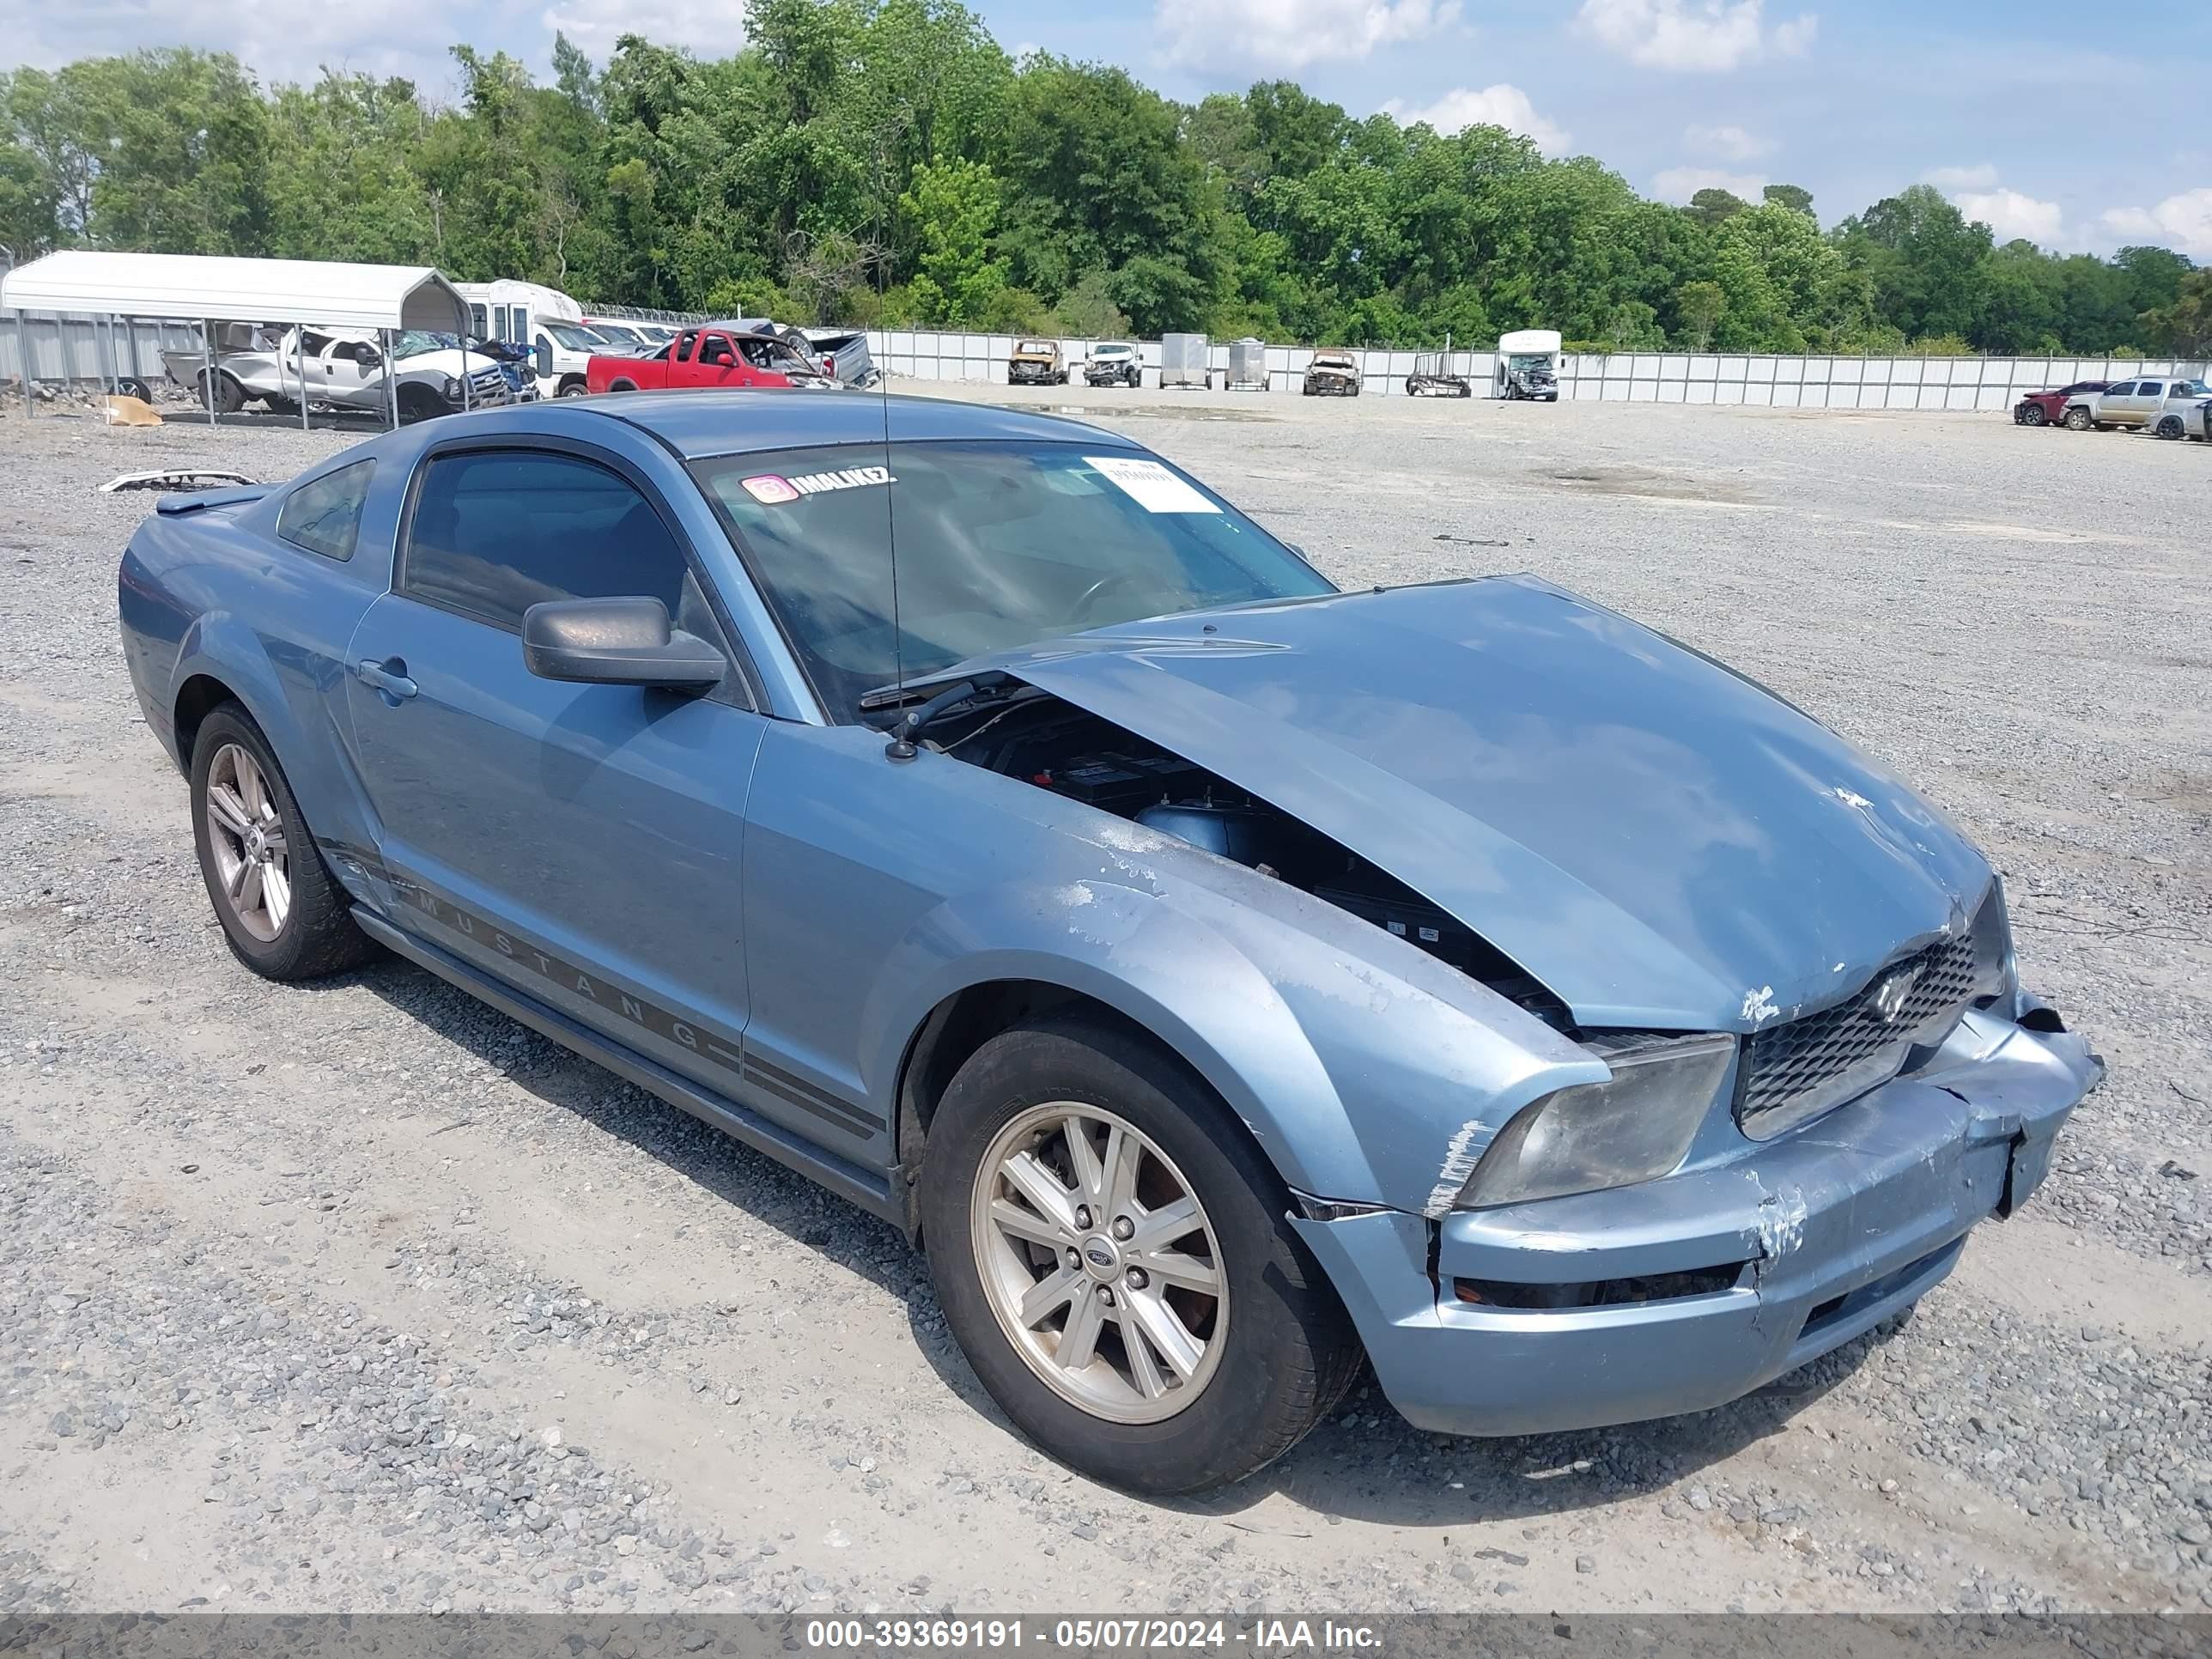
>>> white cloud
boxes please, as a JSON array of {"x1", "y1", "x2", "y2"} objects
[
  {"x1": 1923, "y1": 163, "x2": 2000, "y2": 190},
  {"x1": 2104, "y1": 189, "x2": 2212, "y2": 257},
  {"x1": 1577, "y1": 0, "x2": 1816, "y2": 73},
  {"x1": 540, "y1": 0, "x2": 748, "y2": 59},
  {"x1": 1384, "y1": 84, "x2": 1572, "y2": 153},
  {"x1": 1953, "y1": 186, "x2": 2063, "y2": 246},
  {"x1": 1684, "y1": 123, "x2": 1770, "y2": 161},
  {"x1": 1155, "y1": 0, "x2": 1461, "y2": 72},
  {"x1": 1651, "y1": 166, "x2": 1767, "y2": 204}
]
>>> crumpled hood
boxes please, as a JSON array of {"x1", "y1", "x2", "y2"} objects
[{"x1": 966, "y1": 576, "x2": 1993, "y2": 1032}]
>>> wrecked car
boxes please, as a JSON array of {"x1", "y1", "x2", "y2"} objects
[
  {"x1": 1008, "y1": 339, "x2": 1067, "y2": 386},
  {"x1": 1302, "y1": 349, "x2": 1362, "y2": 396},
  {"x1": 117, "y1": 394, "x2": 2101, "y2": 1497},
  {"x1": 586, "y1": 322, "x2": 842, "y2": 395},
  {"x1": 162, "y1": 325, "x2": 514, "y2": 421}
]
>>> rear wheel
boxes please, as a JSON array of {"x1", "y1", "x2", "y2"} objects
[
  {"x1": 190, "y1": 705, "x2": 377, "y2": 981},
  {"x1": 2020, "y1": 403, "x2": 2048, "y2": 427},
  {"x1": 556, "y1": 378, "x2": 589, "y2": 397},
  {"x1": 2154, "y1": 414, "x2": 2185, "y2": 440},
  {"x1": 921, "y1": 1020, "x2": 1360, "y2": 1494}
]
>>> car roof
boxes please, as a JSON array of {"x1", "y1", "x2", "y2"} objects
[{"x1": 592, "y1": 389, "x2": 1144, "y2": 461}]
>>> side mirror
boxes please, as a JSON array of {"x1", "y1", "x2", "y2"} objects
[
  {"x1": 533, "y1": 341, "x2": 553, "y2": 378},
  {"x1": 520, "y1": 597, "x2": 725, "y2": 690},
  {"x1": 356, "y1": 346, "x2": 381, "y2": 373}
]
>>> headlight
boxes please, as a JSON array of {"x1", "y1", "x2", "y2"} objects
[
  {"x1": 442, "y1": 377, "x2": 464, "y2": 402},
  {"x1": 1454, "y1": 1032, "x2": 1735, "y2": 1210}
]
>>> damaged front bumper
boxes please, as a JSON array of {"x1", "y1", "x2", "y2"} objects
[{"x1": 1292, "y1": 1010, "x2": 2101, "y2": 1437}]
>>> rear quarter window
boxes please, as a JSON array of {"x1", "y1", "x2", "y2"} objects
[{"x1": 276, "y1": 459, "x2": 374, "y2": 562}]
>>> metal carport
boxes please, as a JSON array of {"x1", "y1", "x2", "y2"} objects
[{"x1": 0, "y1": 250, "x2": 471, "y2": 431}]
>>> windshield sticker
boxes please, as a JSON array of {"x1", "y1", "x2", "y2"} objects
[
  {"x1": 1082, "y1": 455, "x2": 1218, "y2": 514},
  {"x1": 740, "y1": 465, "x2": 896, "y2": 505}
]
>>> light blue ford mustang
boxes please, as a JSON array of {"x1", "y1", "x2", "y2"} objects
[{"x1": 118, "y1": 392, "x2": 2102, "y2": 1493}]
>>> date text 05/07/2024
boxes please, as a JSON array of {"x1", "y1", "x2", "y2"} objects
[{"x1": 803, "y1": 1620, "x2": 1385, "y2": 1652}]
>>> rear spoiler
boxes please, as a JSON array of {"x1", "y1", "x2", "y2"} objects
[{"x1": 156, "y1": 484, "x2": 271, "y2": 517}]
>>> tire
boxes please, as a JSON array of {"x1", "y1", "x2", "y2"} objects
[
  {"x1": 396, "y1": 384, "x2": 443, "y2": 424},
  {"x1": 117, "y1": 375, "x2": 155, "y2": 404},
  {"x1": 556, "y1": 378, "x2": 589, "y2": 398},
  {"x1": 2155, "y1": 415, "x2": 2184, "y2": 440},
  {"x1": 2063, "y1": 406, "x2": 2092, "y2": 430},
  {"x1": 921, "y1": 1019, "x2": 1361, "y2": 1494},
  {"x1": 189, "y1": 704, "x2": 377, "y2": 981},
  {"x1": 199, "y1": 371, "x2": 245, "y2": 415},
  {"x1": 2020, "y1": 404, "x2": 2047, "y2": 427}
]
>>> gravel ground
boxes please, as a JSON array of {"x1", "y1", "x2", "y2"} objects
[{"x1": 0, "y1": 389, "x2": 2207, "y2": 1618}]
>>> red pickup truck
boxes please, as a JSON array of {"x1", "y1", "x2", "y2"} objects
[{"x1": 586, "y1": 322, "x2": 837, "y2": 395}]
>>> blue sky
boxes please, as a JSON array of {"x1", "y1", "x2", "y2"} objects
[{"x1": 5, "y1": 0, "x2": 2209, "y2": 256}]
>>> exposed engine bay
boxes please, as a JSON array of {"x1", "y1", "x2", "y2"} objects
[{"x1": 921, "y1": 688, "x2": 1565, "y2": 1022}]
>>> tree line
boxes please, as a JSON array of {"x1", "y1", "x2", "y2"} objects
[{"x1": 4, "y1": 0, "x2": 2209, "y2": 356}]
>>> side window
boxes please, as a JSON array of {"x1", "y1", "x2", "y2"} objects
[
  {"x1": 699, "y1": 335, "x2": 735, "y2": 367},
  {"x1": 2106, "y1": 382, "x2": 2136, "y2": 397},
  {"x1": 276, "y1": 460, "x2": 374, "y2": 562},
  {"x1": 674, "y1": 331, "x2": 698, "y2": 363},
  {"x1": 2139, "y1": 382, "x2": 2165, "y2": 398},
  {"x1": 402, "y1": 450, "x2": 696, "y2": 630},
  {"x1": 739, "y1": 337, "x2": 777, "y2": 368}
]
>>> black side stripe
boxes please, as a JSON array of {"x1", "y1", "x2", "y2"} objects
[
  {"x1": 742, "y1": 1065, "x2": 883, "y2": 1138},
  {"x1": 318, "y1": 837, "x2": 884, "y2": 1136}
]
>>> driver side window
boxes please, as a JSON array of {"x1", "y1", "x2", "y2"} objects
[
  {"x1": 699, "y1": 336, "x2": 736, "y2": 368},
  {"x1": 401, "y1": 449, "x2": 708, "y2": 636}
]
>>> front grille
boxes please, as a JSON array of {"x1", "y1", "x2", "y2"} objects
[{"x1": 1738, "y1": 928, "x2": 1983, "y2": 1139}]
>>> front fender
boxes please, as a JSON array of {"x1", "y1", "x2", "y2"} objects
[
  {"x1": 857, "y1": 854, "x2": 1604, "y2": 1214},
  {"x1": 858, "y1": 878, "x2": 1376, "y2": 1200}
]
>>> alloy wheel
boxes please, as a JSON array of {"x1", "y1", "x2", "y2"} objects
[
  {"x1": 969, "y1": 1102, "x2": 1228, "y2": 1424},
  {"x1": 204, "y1": 742, "x2": 292, "y2": 942}
]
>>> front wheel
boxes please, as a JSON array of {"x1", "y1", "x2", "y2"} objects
[
  {"x1": 2020, "y1": 404, "x2": 2047, "y2": 427},
  {"x1": 2063, "y1": 406, "x2": 2093, "y2": 430},
  {"x1": 191, "y1": 705, "x2": 377, "y2": 980},
  {"x1": 921, "y1": 1021, "x2": 1360, "y2": 1494}
]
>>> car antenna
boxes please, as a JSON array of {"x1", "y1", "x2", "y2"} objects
[{"x1": 869, "y1": 120, "x2": 914, "y2": 762}]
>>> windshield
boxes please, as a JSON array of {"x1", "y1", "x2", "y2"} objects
[
  {"x1": 544, "y1": 322, "x2": 603, "y2": 351},
  {"x1": 693, "y1": 441, "x2": 1334, "y2": 720},
  {"x1": 591, "y1": 324, "x2": 641, "y2": 346},
  {"x1": 1507, "y1": 353, "x2": 1554, "y2": 373},
  {"x1": 392, "y1": 331, "x2": 455, "y2": 361},
  {"x1": 1018, "y1": 341, "x2": 1054, "y2": 355}
]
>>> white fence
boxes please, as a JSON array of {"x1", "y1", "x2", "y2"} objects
[
  {"x1": 866, "y1": 330, "x2": 2207, "y2": 409},
  {"x1": 1555, "y1": 353, "x2": 2208, "y2": 411}
]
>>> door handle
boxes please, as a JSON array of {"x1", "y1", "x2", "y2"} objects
[{"x1": 354, "y1": 657, "x2": 417, "y2": 700}]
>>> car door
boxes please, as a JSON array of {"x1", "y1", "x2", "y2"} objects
[
  {"x1": 2124, "y1": 380, "x2": 2164, "y2": 426},
  {"x1": 341, "y1": 434, "x2": 771, "y2": 1103}
]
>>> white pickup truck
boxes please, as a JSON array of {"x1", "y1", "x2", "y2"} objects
[{"x1": 164, "y1": 325, "x2": 514, "y2": 420}]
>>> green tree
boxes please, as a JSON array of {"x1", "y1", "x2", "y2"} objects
[
  {"x1": 2142, "y1": 268, "x2": 2212, "y2": 356},
  {"x1": 898, "y1": 153, "x2": 1008, "y2": 325},
  {"x1": 1687, "y1": 187, "x2": 1749, "y2": 227},
  {"x1": 1761, "y1": 183, "x2": 1814, "y2": 216},
  {"x1": 1676, "y1": 279, "x2": 1725, "y2": 349}
]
